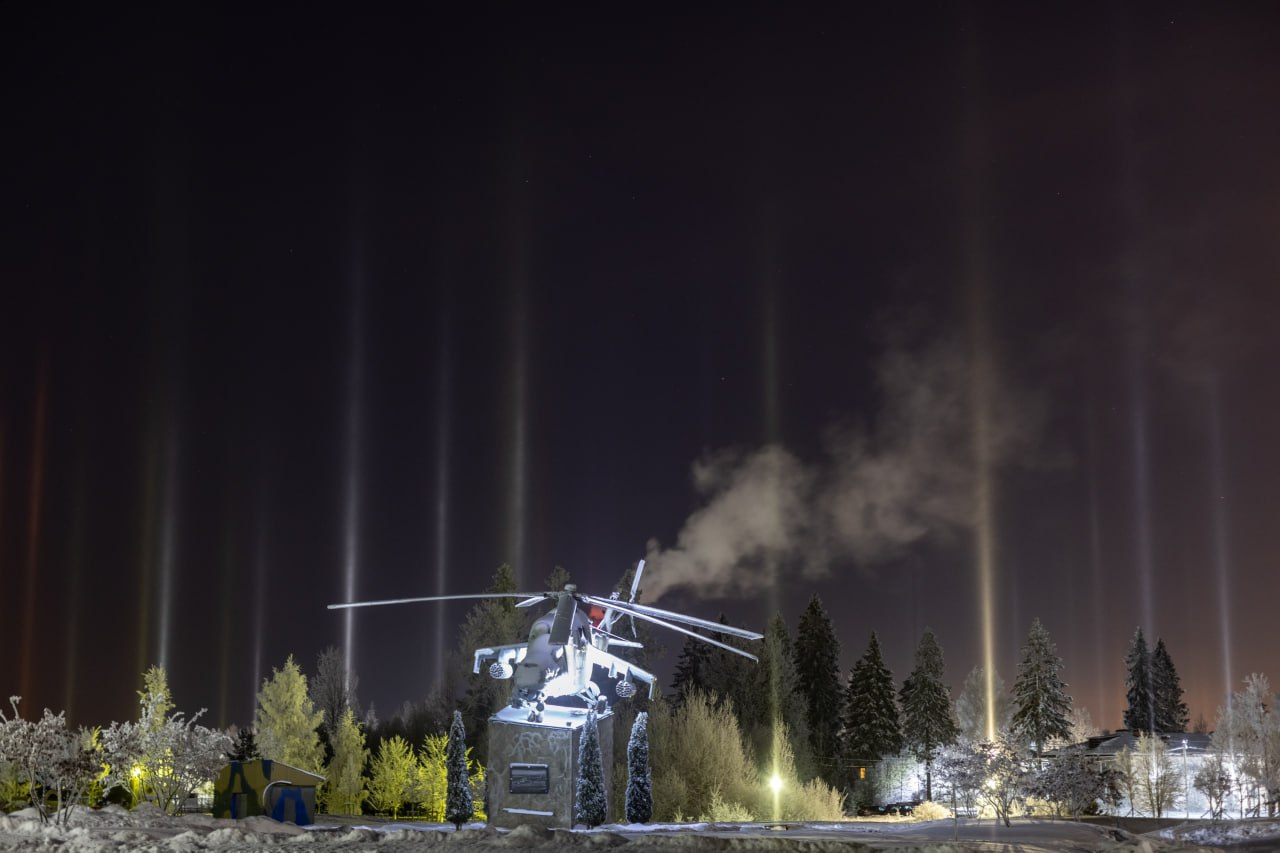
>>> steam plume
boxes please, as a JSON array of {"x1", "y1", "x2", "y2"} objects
[{"x1": 643, "y1": 337, "x2": 1039, "y2": 601}]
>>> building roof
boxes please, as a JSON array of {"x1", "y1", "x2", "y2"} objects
[
  {"x1": 1048, "y1": 730, "x2": 1213, "y2": 759},
  {"x1": 223, "y1": 758, "x2": 326, "y2": 786}
]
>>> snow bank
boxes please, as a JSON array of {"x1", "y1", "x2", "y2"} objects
[
  {"x1": 0, "y1": 810, "x2": 1231, "y2": 852},
  {"x1": 1155, "y1": 818, "x2": 1280, "y2": 846}
]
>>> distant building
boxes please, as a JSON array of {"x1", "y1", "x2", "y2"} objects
[
  {"x1": 212, "y1": 759, "x2": 325, "y2": 825},
  {"x1": 1065, "y1": 729, "x2": 1212, "y2": 759},
  {"x1": 1049, "y1": 730, "x2": 1211, "y2": 818}
]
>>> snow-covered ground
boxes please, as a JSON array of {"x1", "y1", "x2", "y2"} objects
[
  {"x1": 2, "y1": 805, "x2": 1272, "y2": 851},
  {"x1": 1155, "y1": 818, "x2": 1280, "y2": 848}
]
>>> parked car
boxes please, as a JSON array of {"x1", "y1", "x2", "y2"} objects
[{"x1": 877, "y1": 801, "x2": 920, "y2": 816}]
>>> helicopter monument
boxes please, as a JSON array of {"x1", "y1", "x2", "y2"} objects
[{"x1": 329, "y1": 558, "x2": 762, "y2": 826}]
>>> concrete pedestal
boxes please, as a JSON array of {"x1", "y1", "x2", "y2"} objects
[{"x1": 486, "y1": 705, "x2": 613, "y2": 828}]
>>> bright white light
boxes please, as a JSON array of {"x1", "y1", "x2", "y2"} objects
[{"x1": 769, "y1": 774, "x2": 783, "y2": 794}]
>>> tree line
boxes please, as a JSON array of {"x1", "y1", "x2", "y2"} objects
[
  {"x1": 8, "y1": 564, "x2": 1277, "y2": 824},
  {"x1": 669, "y1": 594, "x2": 1202, "y2": 813}
]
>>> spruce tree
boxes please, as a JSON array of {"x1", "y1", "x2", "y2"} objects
[
  {"x1": 1010, "y1": 618, "x2": 1073, "y2": 759},
  {"x1": 367, "y1": 735, "x2": 415, "y2": 818},
  {"x1": 625, "y1": 711, "x2": 652, "y2": 823},
  {"x1": 139, "y1": 665, "x2": 174, "y2": 730},
  {"x1": 445, "y1": 710, "x2": 474, "y2": 828},
  {"x1": 841, "y1": 632, "x2": 902, "y2": 772},
  {"x1": 576, "y1": 710, "x2": 607, "y2": 827},
  {"x1": 754, "y1": 613, "x2": 812, "y2": 779},
  {"x1": 899, "y1": 628, "x2": 958, "y2": 801},
  {"x1": 705, "y1": 614, "x2": 756, "y2": 721},
  {"x1": 457, "y1": 564, "x2": 526, "y2": 763},
  {"x1": 670, "y1": 631, "x2": 713, "y2": 705},
  {"x1": 955, "y1": 666, "x2": 1010, "y2": 744},
  {"x1": 1151, "y1": 638, "x2": 1189, "y2": 733},
  {"x1": 794, "y1": 594, "x2": 842, "y2": 785},
  {"x1": 327, "y1": 707, "x2": 369, "y2": 814},
  {"x1": 255, "y1": 655, "x2": 325, "y2": 772},
  {"x1": 1123, "y1": 627, "x2": 1155, "y2": 732}
]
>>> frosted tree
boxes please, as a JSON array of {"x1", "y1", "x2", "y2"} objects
[
  {"x1": 1193, "y1": 750, "x2": 1233, "y2": 820},
  {"x1": 1067, "y1": 705, "x2": 1100, "y2": 745},
  {"x1": 900, "y1": 628, "x2": 958, "y2": 801},
  {"x1": 101, "y1": 708, "x2": 230, "y2": 816},
  {"x1": 937, "y1": 733, "x2": 1026, "y2": 827},
  {"x1": 1129, "y1": 732, "x2": 1179, "y2": 817},
  {"x1": 1151, "y1": 639, "x2": 1189, "y2": 733},
  {"x1": 625, "y1": 711, "x2": 652, "y2": 823},
  {"x1": 0, "y1": 698, "x2": 101, "y2": 826},
  {"x1": 1113, "y1": 746, "x2": 1137, "y2": 816},
  {"x1": 367, "y1": 735, "x2": 414, "y2": 818},
  {"x1": 325, "y1": 707, "x2": 368, "y2": 814},
  {"x1": 311, "y1": 645, "x2": 359, "y2": 742},
  {"x1": 100, "y1": 666, "x2": 231, "y2": 815},
  {"x1": 1123, "y1": 627, "x2": 1155, "y2": 732},
  {"x1": 841, "y1": 632, "x2": 902, "y2": 795},
  {"x1": 576, "y1": 709, "x2": 607, "y2": 827},
  {"x1": 794, "y1": 595, "x2": 842, "y2": 785},
  {"x1": 1218, "y1": 673, "x2": 1280, "y2": 816},
  {"x1": 255, "y1": 655, "x2": 324, "y2": 773},
  {"x1": 955, "y1": 665, "x2": 1009, "y2": 745},
  {"x1": 445, "y1": 710, "x2": 474, "y2": 828},
  {"x1": 1010, "y1": 618, "x2": 1072, "y2": 760},
  {"x1": 937, "y1": 744, "x2": 983, "y2": 821},
  {"x1": 977, "y1": 733, "x2": 1028, "y2": 827},
  {"x1": 1028, "y1": 748, "x2": 1104, "y2": 819},
  {"x1": 761, "y1": 719, "x2": 845, "y2": 821},
  {"x1": 649, "y1": 690, "x2": 758, "y2": 821}
]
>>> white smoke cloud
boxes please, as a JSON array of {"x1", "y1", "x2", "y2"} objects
[{"x1": 643, "y1": 336, "x2": 1041, "y2": 601}]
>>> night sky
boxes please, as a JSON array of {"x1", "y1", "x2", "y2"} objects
[{"x1": 3, "y1": 4, "x2": 1279, "y2": 734}]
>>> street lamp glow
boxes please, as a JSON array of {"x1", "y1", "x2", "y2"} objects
[{"x1": 770, "y1": 774, "x2": 783, "y2": 794}]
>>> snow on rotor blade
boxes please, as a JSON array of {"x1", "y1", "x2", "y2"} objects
[
  {"x1": 581, "y1": 596, "x2": 763, "y2": 640},
  {"x1": 619, "y1": 606, "x2": 759, "y2": 661},
  {"x1": 328, "y1": 592, "x2": 542, "y2": 610},
  {"x1": 628, "y1": 560, "x2": 644, "y2": 602}
]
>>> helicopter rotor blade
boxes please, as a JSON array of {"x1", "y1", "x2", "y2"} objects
[
  {"x1": 617, "y1": 606, "x2": 759, "y2": 661},
  {"x1": 592, "y1": 627, "x2": 643, "y2": 649},
  {"x1": 328, "y1": 592, "x2": 544, "y2": 610},
  {"x1": 548, "y1": 592, "x2": 578, "y2": 645},
  {"x1": 581, "y1": 595, "x2": 763, "y2": 641},
  {"x1": 627, "y1": 559, "x2": 645, "y2": 603},
  {"x1": 626, "y1": 559, "x2": 645, "y2": 637}
]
